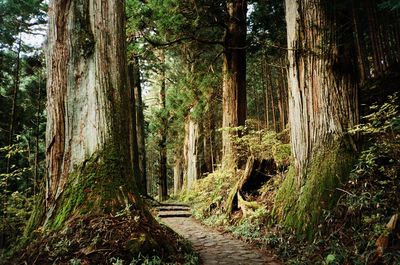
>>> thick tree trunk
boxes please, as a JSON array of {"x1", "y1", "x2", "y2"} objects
[
  {"x1": 28, "y1": 0, "x2": 139, "y2": 231},
  {"x1": 276, "y1": 0, "x2": 358, "y2": 236},
  {"x1": 222, "y1": 0, "x2": 247, "y2": 167}
]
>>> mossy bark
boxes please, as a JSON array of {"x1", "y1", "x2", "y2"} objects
[
  {"x1": 25, "y1": 0, "x2": 141, "y2": 234},
  {"x1": 276, "y1": 0, "x2": 359, "y2": 238},
  {"x1": 274, "y1": 143, "x2": 355, "y2": 238}
]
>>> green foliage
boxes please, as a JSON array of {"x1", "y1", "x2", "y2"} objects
[
  {"x1": 379, "y1": 0, "x2": 400, "y2": 10},
  {"x1": 229, "y1": 122, "x2": 291, "y2": 164},
  {"x1": 69, "y1": 258, "x2": 81, "y2": 265},
  {"x1": 267, "y1": 93, "x2": 400, "y2": 264},
  {"x1": 0, "y1": 0, "x2": 47, "y2": 48}
]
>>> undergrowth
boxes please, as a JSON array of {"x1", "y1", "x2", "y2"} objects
[{"x1": 180, "y1": 94, "x2": 400, "y2": 264}]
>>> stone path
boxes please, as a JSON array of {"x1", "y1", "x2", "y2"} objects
[{"x1": 156, "y1": 204, "x2": 282, "y2": 265}]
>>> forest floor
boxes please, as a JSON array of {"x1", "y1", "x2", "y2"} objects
[{"x1": 156, "y1": 204, "x2": 281, "y2": 265}]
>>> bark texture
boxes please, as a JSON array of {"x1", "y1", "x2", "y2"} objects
[
  {"x1": 132, "y1": 57, "x2": 147, "y2": 195},
  {"x1": 38, "y1": 0, "x2": 137, "y2": 228},
  {"x1": 222, "y1": 0, "x2": 247, "y2": 167},
  {"x1": 276, "y1": 0, "x2": 358, "y2": 235},
  {"x1": 184, "y1": 114, "x2": 200, "y2": 190},
  {"x1": 158, "y1": 53, "x2": 168, "y2": 201},
  {"x1": 173, "y1": 158, "x2": 183, "y2": 195}
]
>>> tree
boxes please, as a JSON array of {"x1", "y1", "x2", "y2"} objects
[
  {"x1": 275, "y1": 0, "x2": 359, "y2": 236},
  {"x1": 222, "y1": 0, "x2": 247, "y2": 167},
  {"x1": 27, "y1": 0, "x2": 140, "y2": 231},
  {"x1": 130, "y1": 56, "x2": 147, "y2": 195},
  {"x1": 158, "y1": 51, "x2": 168, "y2": 201}
]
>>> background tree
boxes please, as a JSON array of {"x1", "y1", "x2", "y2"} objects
[{"x1": 0, "y1": 0, "x2": 47, "y2": 249}]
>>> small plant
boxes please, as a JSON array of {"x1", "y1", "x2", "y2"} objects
[
  {"x1": 184, "y1": 253, "x2": 200, "y2": 265},
  {"x1": 110, "y1": 257, "x2": 125, "y2": 265},
  {"x1": 69, "y1": 258, "x2": 81, "y2": 265},
  {"x1": 130, "y1": 254, "x2": 163, "y2": 265}
]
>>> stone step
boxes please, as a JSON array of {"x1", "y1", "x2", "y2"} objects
[
  {"x1": 158, "y1": 211, "x2": 192, "y2": 218},
  {"x1": 156, "y1": 206, "x2": 191, "y2": 212},
  {"x1": 158, "y1": 203, "x2": 190, "y2": 207}
]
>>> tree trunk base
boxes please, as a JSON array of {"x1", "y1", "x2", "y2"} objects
[
  {"x1": 12, "y1": 211, "x2": 193, "y2": 264},
  {"x1": 273, "y1": 143, "x2": 355, "y2": 238}
]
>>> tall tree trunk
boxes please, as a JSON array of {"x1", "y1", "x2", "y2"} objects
[
  {"x1": 266, "y1": 65, "x2": 277, "y2": 132},
  {"x1": 132, "y1": 56, "x2": 147, "y2": 195},
  {"x1": 262, "y1": 60, "x2": 270, "y2": 130},
  {"x1": 275, "y1": 0, "x2": 359, "y2": 237},
  {"x1": 173, "y1": 157, "x2": 183, "y2": 195},
  {"x1": 34, "y1": 71, "x2": 43, "y2": 194},
  {"x1": 185, "y1": 113, "x2": 199, "y2": 190},
  {"x1": 158, "y1": 53, "x2": 168, "y2": 201},
  {"x1": 26, "y1": 0, "x2": 140, "y2": 232},
  {"x1": 222, "y1": 0, "x2": 247, "y2": 167},
  {"x1": 352, "y1": 0, "x2": 368, "y2": 82},
  {"x1": 7, "y1": 36, "x2": 22, "y2": 174},
  {"x1": 128, "y1": 63, "x2": 141, "y2": 193}
]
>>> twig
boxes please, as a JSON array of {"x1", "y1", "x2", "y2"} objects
[{"x1": 336, "y1": 188, "x2": 355, "y2": 197}]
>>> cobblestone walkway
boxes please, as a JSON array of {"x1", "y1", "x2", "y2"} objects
[{"x1": 157, "y1": 205, "x2": 282, "y2": 265}]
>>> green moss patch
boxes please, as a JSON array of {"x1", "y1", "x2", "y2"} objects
[
  {"x1": 274, "y1": 143, "x2": 355, "y2": 238},
  {"x1": 44, "y1": 143, "x2": 138, "y2": 230}
]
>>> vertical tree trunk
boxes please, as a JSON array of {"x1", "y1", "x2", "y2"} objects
[
  {"x1": 173, "y1": 158, "x2": 183, "y2": 195},
  {"x1": 277, "y1": 78, "x2": 285, "y2": 132},
  {"x1": 158, "y1": 53, "x2": 168, "y2": 201},
  {"x1": 133, "y1": 57, "x2": 147, "y2": 195},
  {"x1": 222, "y1": 0, "x2": 247, "y2": 167},
  {"x1": 279, "y1": 59, "x2": 289, "y2": 130},
  {"x1": 34, "y1": 71, "x2": 43, "y2": 194},
  {"x1": 262, "y1": 60, "x2": 270, "y2": 130},
  {"x1": 27, "y1": 0, "x2": 140, "y2": 231},
  {"x1": 266, "y1": 65, "x2": 277, "y2": 132},
  {"x1": 276, "y1": 0, "x2": 359, "y2": 236},
  {"x1": 128, "y1": 63, "x2": 141, "y2": 192},
  {"x1": 185, "y1": 114, "x2": 199, "y2": 190},
  {"x1": 7, "y1": 37, "x2": 22, "y2": 174}
]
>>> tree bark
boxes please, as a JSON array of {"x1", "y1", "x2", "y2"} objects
[
  {"x1": 28, "y1": 0, "x2": 140, "y2": 230},
  {"x1": 132, "y1": 57, "x2": 147, "y2": 195},
  {"x1": 128, "y1": 62, "x2": 141, "y2": 193},
  {"x1": 222, "y1": 0, "x2": 247, "y2": 167},
  {"x1": 6, "y1": 36, "x2": 22, "y2": 174},
  {"x1": 185, "y1": 113, "x2": 199, "y2": 190},
  {"x1": 158, "y1": 52, "x2": 168, "y2": 201},
  {"x1": 173, "y1": 157, "x2": 183, "y2": 195},
  {"x1": 276, "y1": 0, "x2": 359, "y2": 236},
  {"x1": 34, "y1": 70, "x2": 43, "y2": 194}
]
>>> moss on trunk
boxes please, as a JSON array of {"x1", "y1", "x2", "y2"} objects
[
  {"x1": 24, "y1": 143, "x2": 140, "y2": 235},
  {"x1": 274, "y1": 142, "x2": 355, "y2": 238},
  {"x1": 48, "y1": 144, "x2": 139, "y2": 230}
]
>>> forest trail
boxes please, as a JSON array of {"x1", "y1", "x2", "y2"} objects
[{"x1": 157, "y1": 204, "x2": 281, "y2": 265}]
